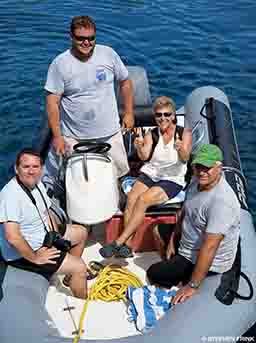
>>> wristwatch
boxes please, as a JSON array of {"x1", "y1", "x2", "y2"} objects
[{"x1": 188, "y1": 280, "x2": 201, "y2": 289}]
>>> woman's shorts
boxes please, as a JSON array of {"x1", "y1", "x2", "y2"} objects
[{"x1": 137, "y1": 173, "x2": 183, "y2": 199}]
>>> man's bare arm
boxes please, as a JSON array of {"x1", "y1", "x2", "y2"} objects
[
  {"x1": 46, "y1": 92, "x2": 65, "y2": 155},
  {"x1": 172, "y1": 232, "x2": 223, "y2": 304},
  {"x1": 4, "y1": 222, "x2": 37, "y2": 262},
  {"x1": 119, "y1": 79, "x2": 134, "y2": 129},
  {"x1": 4, "y1": 222, "x2": 60, "y2": 264},
  {"x1": 166, "y1": 208, "x2": 184, "y2": 259},
  {"x1": 190, "y1": 232, "x2": 224, "y2": 284}
]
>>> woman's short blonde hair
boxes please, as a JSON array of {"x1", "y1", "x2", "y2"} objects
[{"x1": 153, "y1": 96, "x2": 176, "y2": 113}]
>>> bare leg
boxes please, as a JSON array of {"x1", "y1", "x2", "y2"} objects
[
  {"x1": 116, "y1": 186, "x2": 168, "y2": 246},
  {"x1": 61, "y1": 224, "x2": 89, "y2": 295},
  {"x1": 152, "y1": 225, "x2": 166, "y2": 259},
  {"x1": 63, "y1": 224, "x2": 89, "y2": 258},
  {"x1": 123, "y1": 181, "x2": 149, "y2": 245},
  {"x1": 56, "y1": 254, "x2": 87, "y2": 299}
]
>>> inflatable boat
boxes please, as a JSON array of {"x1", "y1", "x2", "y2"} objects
[{"x1": 0, "y1": 67, "x2": 255, "y2": 343}]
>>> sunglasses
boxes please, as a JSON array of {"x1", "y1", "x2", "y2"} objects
[
  {"x1": 72, "y1": 33, "x2": 96, "y2": 42},
  {"x1": 154, "y1": 112, "x2": 175, "y2": 118},
  {"x1": 193, "y1": 164, "x2": 214, "y2": 173}
]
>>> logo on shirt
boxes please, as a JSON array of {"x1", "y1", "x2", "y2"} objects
[{"x1": 96, "y1": 68, "x2": 106, "y2": 82}]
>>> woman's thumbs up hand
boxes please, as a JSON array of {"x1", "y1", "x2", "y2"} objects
[
  {"x1": 134, "y1": 127, "x2": 144, "y2": 148},
  {"x1": 174, "y1": 132, "x2": 182, "y2": 151}
]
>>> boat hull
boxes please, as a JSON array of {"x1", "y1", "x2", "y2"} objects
[{"x1": 1, "y1": 80, "x2": 255, "y2": 343}]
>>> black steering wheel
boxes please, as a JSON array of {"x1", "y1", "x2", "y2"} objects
[{"x1": 73, "y1": 141, "x2": 111, "y2": 154}]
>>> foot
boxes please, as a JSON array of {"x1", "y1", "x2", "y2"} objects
[
  {"x1": 99, "y1": 241, "x2": 133, "y2": 258},
  {"x1": 62, "y1": 274, "x2": 72, "y2": 287},
  {"x1": 115, "y1": 244, "x2": 133, "y2": 258},
  {"x1": 99, "y1": 241, "x2": 119, "y2": 258},
  {"x1": 63, "y1": 270, "x2": 97, "y2": 285}
]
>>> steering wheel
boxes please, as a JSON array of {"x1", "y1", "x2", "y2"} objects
[{"x1": 73, "y1": 141, "x2": 111, "y2": 154}]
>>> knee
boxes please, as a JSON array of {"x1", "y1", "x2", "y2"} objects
[
  {"x1": 72, "y1": 224, "x2": 89, "y2": 241},
  {"x1": 72, "y1": 259, "x2": 87, "y2": 275},
  {"x1": 146, "y1": 261, "x2": 165, "y2": 284},
  {"x1": 126, "y1": 192, "x2": 138, "y2": 209},
  {"x1": 136, "y1": 193, "x2": 150, "y2": 208},
  {"x1": 146, "y1": 263, "x2": 158, "y2": 283}
]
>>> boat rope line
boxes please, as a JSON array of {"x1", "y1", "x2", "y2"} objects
[
  {"x1": 200, "y1": 98, "x2": 216, "y2": 120},
  {"x1": 72, "y1": 264, "x2": 143, "y2": 343}
]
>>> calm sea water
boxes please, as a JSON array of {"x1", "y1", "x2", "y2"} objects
[
  {"x1": 0, "y1": 1, "x2": 256, "y2": 335},
  {"x1": 0, "y1": 0, "x2": 255, "y2": 225}
]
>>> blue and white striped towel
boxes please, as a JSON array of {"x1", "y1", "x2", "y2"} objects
[{"x1": 126, "y1": 285, "x2": 177, "y2": 333}]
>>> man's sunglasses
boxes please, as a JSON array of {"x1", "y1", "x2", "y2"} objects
[
  {"x1": 72, "y1": 34, "x2": 96, "y2": 42},
  {"x1": 193, "y1": 164, "x2": 214, "y2": 173},
  {"x1": 154, "y1": 112, "x2": 175, "y2": 118}
]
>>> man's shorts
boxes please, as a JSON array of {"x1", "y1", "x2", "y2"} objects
[
  {"x1": 7, "y1": 224, "x2": 68, "y2": 281},
  {"x1": 106, "y1": 130, "x2": 130, "y2": 178},
  {"x1": 147, "y1": 250, "x2": 218, "y2": 289},
  {"x1": 137, "y1": 173, "x2": 183, "y2": 199},
  {"x1": 147, "y1": 254, "x2": 194, "y2": 288},
  {"x1": 43, "y1": 130, "x2": 129, "y2": 189}
]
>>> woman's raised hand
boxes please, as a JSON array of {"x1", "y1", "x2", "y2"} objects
[{"x1": 134, "y1": 127, "x2": 144, "y2": 148}]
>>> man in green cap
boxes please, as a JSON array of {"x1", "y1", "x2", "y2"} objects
[{"x1": 147, "y1": 144, "x2": 240, "y2": 304}]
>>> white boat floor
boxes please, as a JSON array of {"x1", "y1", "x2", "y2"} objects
[{"x1": 45, "y1": 228, "x2": 162, "y2": 340}]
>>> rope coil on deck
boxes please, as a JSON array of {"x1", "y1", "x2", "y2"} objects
[{"x1": 72, "y1": 264, "x2": 143, "y2": 343}]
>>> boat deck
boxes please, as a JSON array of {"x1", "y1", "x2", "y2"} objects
[{"x1": 45, "y1": 224, "x2": 162, "y2": 340}]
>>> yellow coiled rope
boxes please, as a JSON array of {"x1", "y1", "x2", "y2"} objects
[{"x1": 72, "y1": 264, "x2": 143, "y2": 343}]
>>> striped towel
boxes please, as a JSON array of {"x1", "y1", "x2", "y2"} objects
[{"x1": 126, "y1": 285, "x2": 177, "y2": 333}]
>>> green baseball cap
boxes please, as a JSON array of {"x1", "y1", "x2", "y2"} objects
[{"x1": 192, "y1": 144, "x2": 223, "y2": 167}]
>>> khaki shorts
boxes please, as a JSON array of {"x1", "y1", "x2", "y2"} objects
[
  {"x1": 106, "y1": 130, "x2": 129, "y2": 178},
  {"x1": 43, "y1": 130, "x2": 130, "y2": 190}
]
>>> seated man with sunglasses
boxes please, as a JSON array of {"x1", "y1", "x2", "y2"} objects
[
  {"x1": 43, "y1": 15, "x2": 134, "y2": 192},
  {"x1": 147, "y1": 144, "x2": 240, "y2": 305},
  {"x1": 99, "y1": 96, "x2": 192, "y2": 258},
  {"x1": 0, "y1": 148, "x2": 89, "y2": 299}
]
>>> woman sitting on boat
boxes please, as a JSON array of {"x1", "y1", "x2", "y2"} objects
[{"x1": 100, "y1": 96, "x2": 192, "y2": 258}]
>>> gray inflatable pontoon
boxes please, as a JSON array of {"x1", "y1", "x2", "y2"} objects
[{"x1": 0, "y1": 68, "x2": 255, "y2": 343}]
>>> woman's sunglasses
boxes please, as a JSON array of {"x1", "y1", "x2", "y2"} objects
[{"x1": 154, "y1": 112, "x2": 175, "y2": 118}]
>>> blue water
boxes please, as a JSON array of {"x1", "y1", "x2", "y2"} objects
[{"x1": 0, "y1": 0, "x2": 256, "y2": 225}]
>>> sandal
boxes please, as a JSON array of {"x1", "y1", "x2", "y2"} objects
[
  {"x1": 63, "y1": 274, "x2": 72, "y2": 287},
  {"x1": 99, "y1": 241, "x2": 119, "y2": 258},
  {"x1": 114, "y1": 244, "x2": 133, "y2": 258},
  {"x1": 62, "y1": 265, "x2": 100, "y2": 286},
  {"x1": 89, "y1": 261, "x2": 104, "y2": 273},
  {"x1": 86, "y1": 267, "x2": 98, "y2": 280}
]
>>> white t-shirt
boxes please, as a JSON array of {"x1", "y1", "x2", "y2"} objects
[
  {"x1": 45, "y1": 45, "x2": 129, "y2": 139},
  {"x1": 178, "y1": 175, "x2": 240, "y2": 273},
  {"x1": 0, "y1": 178, "x2": 51, "y2": 261}
]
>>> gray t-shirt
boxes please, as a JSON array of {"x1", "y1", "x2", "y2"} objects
[
  {"x1": 178, "y1": 175, "x2": 240, "y2": 273},
  {"x1": 0, "y1": 178, "x2": 51, "y2": 261},
  {"x1": 45, "y1": 45, "x2": 129, "y2": 139}
]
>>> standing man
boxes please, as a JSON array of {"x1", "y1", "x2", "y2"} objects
[
  {"x1": 147, "y1": 144, "x2": 240, "y2": 304},
  {"x1": 0, "y1": 148, "x2": 88, "y2": 299},
  {"x1": 43, "y1": 15, "x2": 134, "y2": 189}
]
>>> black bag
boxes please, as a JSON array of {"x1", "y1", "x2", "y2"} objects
[{"x1": 215, "y1": 238, "x2": 253, "y2": 305}]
